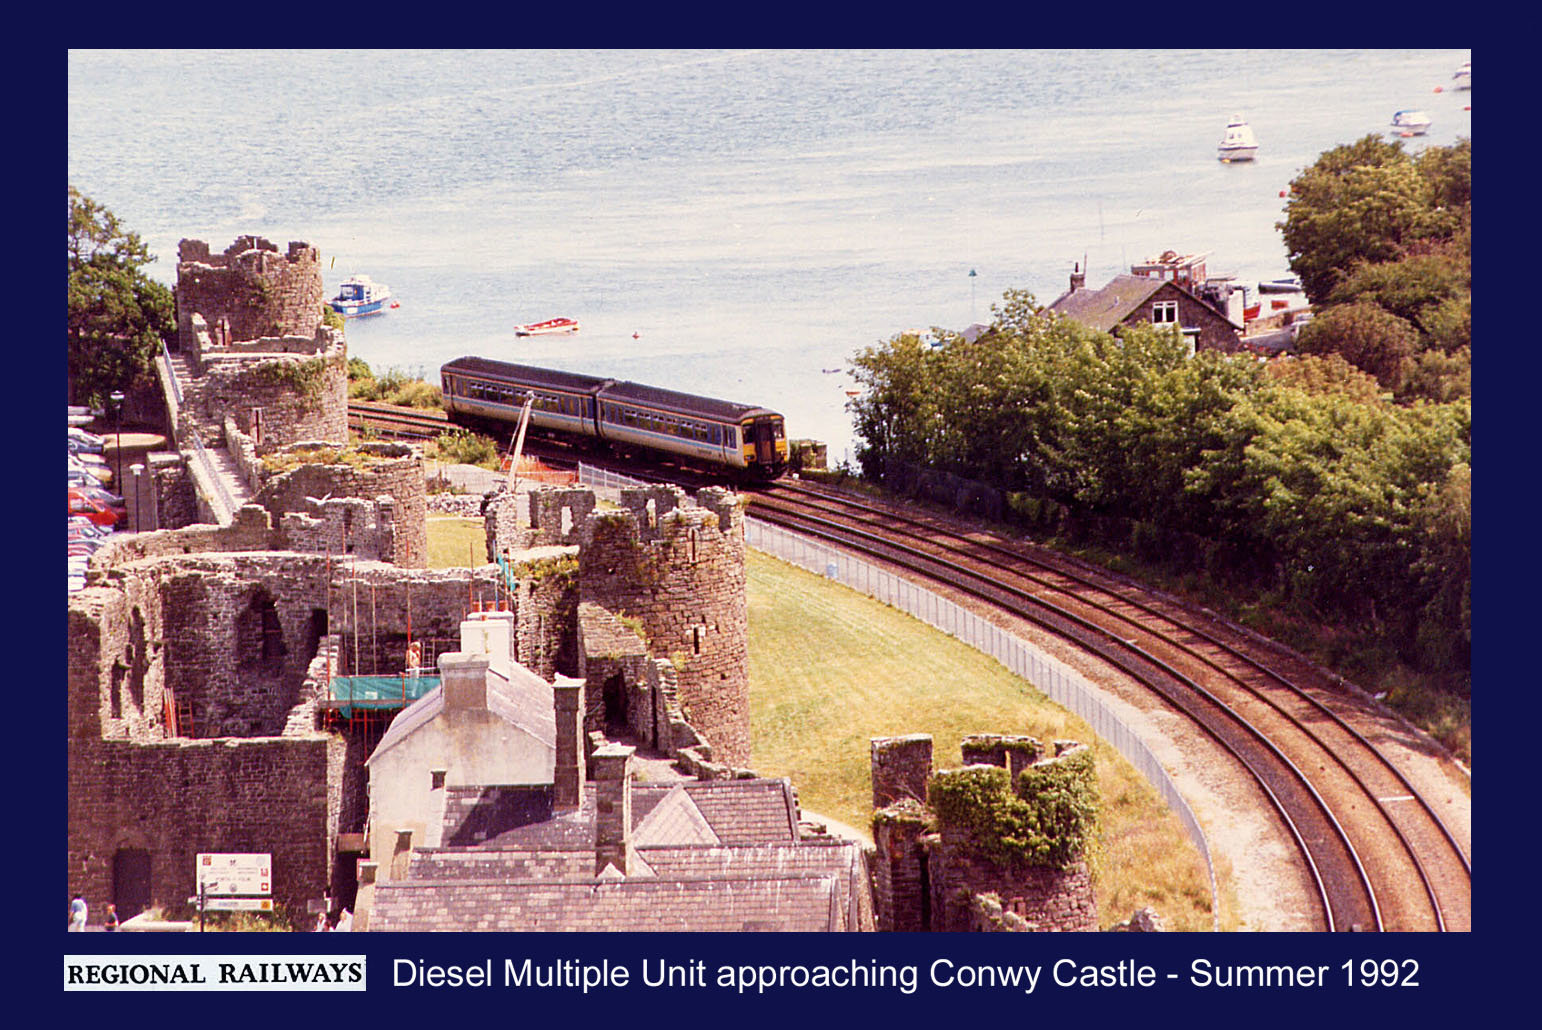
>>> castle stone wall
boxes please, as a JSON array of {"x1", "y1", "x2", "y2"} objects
[
  {"x1": 176, "y1": 237, "x2": 323, "y2": 350},
  {"x1": 578, "y1": 486, "x2": 750, "y2": 766}
]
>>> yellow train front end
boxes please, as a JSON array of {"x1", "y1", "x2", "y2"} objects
[{"x1": 741, "y1": 415, "x2": 787, "y2": 479}]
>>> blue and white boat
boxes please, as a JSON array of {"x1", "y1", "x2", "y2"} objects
[
  {"x1": 329, "y1": 275, "x2": 394, "y2": 317},
  {"x1": 1391, "y1": 110, "x2": 1432, "y2": 136}
]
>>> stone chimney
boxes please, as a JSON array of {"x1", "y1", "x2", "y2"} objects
[
  {"x1": 592, "y1": 743, "x2": 636, "y2": 877},
  {"x1": 439, "y1": 651, "x2": 489, "y2": 712},
  {"x1": 553, "y1": 676, "x2": 586, "y2": 811},
  {"x1": 1070, "y1": 262, "x2": 1086, "y2": 292}
]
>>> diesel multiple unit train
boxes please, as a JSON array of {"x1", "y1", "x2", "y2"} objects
[{"x1": 440, "y1": 356, "x2": 788, "y2": 478}]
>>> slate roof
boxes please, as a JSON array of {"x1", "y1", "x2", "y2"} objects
[
  {"x1": 367, "y1": 776, "x2": 868, "y2": 932},
  {"x1": 366, "y1": 663, "x2": 556, "y2": 766},
  {"x1": 435, "y1": 779, "x2": 799, "y2": 851},
  {"x1": 370, "y1": 874, "x2": 847, "y2": 932},
  {"x1": 1047, "y1": 274, "x2": 1242, "y2": 333},
  {"x1": 1047, "y1": 274, "x2": 1167, "y2": 331}
]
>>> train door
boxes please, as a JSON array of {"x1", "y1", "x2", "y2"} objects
[{"x1": 750, "y1": 420, "x2": 775, "y2": 465}]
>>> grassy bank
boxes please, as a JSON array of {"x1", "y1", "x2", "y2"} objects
[
  {"x1": 745, "y1": 549, "x2": 1222, "y2": 931},
  {"x1": 426, "y1": 516, "x2": 486, "y2": 569}
]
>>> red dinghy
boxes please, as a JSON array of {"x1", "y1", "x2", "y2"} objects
[{"x1": 514, "y1": 317, "x2": 580, "y2": 336}]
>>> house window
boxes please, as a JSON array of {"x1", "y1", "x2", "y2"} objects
[{"x1": 1151, "y1": 301, "x2": 1178, "y2": 324}]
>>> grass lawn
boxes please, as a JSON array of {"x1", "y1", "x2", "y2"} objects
[
  {"x1": 746, "y1": 548, "x2": 1223, "y2": 931},
  {"x1": 426, "y1": 516, "x2": 486, "y2": 569}
]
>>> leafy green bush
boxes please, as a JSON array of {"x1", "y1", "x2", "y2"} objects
[
  {"x1": 386, "y1": 379, "x2": 442, "y2": 409},
  {"x1": 928, "y1": 749, "x2": 1098, "y2": 869},
  {"x1": 433, "y1": 428, "x2": 499, "y2": 468}
]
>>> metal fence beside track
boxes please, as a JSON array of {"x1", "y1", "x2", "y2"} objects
[{"x1": 578, "y1": 464, "x2": 1220, "y2": 928}]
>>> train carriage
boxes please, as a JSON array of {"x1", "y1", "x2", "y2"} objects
[{"x1": 440, "y1": 356, "x2": 786, "y2": 478}]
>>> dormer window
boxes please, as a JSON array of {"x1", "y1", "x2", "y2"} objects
[{"x1": 1152, "y1": 301, "x2": 1178, "y2": 324}]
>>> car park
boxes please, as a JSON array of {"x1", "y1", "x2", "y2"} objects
[
  {"x1": 68, "y1": 430, "x2": 105, "y2": 454},
  {"x1": 69, "y1": 489, "x2": 125, "y2": 527},
  {"x1": 68, "y1": 466, "x2": 113, "y2": 489}
]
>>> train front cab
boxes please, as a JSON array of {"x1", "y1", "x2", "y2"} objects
[{"x1": 742, "y1": 415, "x2": 787, "y2": 478}]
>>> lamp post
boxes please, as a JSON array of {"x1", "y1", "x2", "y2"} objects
[
  {"x1": 969, "y1": 268, "x2": 978, "y2": 324},
  {"x1": 109, "y1": 390, "x2": 125, "y2": 497}
]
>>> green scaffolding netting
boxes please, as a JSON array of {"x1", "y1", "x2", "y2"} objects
[{"x1": 326, "y1": 674, "x2": 440, "y2": 717}]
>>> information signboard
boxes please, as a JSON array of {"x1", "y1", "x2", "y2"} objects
[
  {"x1": 195, "y1": 853, "x2": 272, "y2": 897},
  {"x1": 201, "y1": 897, "x2": 274, "y2": 912}
]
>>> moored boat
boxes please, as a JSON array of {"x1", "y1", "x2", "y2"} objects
[
  {"x1": 329, "y1": 275, "x2": 393, "y2": 317},
  {"x1": 1217, "y1": 115, "x2": 1258, "y2": 162},
  {"x1": 514, "y1": 317, "x2": 580, "y2": 336},
  {"x1": 1452, "y1": 60, "x2": 1471, "y2": 91},
  {"x1": 1391, "y1": 109, "x2": 1433, "y2": 136}
]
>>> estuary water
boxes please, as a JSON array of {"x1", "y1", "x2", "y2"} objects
[{"x1": 67, "y1": 49, "x2": 1471, "y2": 462}]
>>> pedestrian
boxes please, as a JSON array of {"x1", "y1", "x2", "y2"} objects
[
  {"x1": 314, "y1": 911, "x2": 328, "y2": 932},
  {"x1": 104, "y1": 904, "x2": 119, "y2": 932},
  {"x1": 334, "y1": 908, "x2": 353, "y2": 933},
  {"x1": 68, "y1": 894, "x2": 88, "y2": 932}
]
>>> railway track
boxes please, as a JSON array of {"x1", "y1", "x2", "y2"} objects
[
  {"x1": 349, "y1": 400, "x2": 1471, "y2": 930},
  {"x1": 348, "y1": 400, "x2": 450, "y2": 440},
  {"x1": 745, "y1": 479, "x2": 1472, "y2": 933}
]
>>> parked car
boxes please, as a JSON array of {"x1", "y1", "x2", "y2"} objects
[
  {"x1": 73, "y1": 484, "x2": 124, "y2": 506},
  {"x1": 68, "y1": 467, "x2": 113, "y2": 490},
  {"x1": 69, "y1": 490, "x2": 124, "y2": 527},
  {"x1": 69, "y1": 454, "x2": 112, "y2": 478},
  {"x1": 69, "y1": 515, "x2": 112, "y2": 536},
  {"x1": 67, "y1": 429, "x2": 105, "y2": 454}
]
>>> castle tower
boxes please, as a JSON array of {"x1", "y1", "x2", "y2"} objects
[
  {"x1": 175, "y1": 237, "x2": 324, "y2": 350},
  {"x1": 578, "y1": 486, "x2": 750, "y2": 766}
]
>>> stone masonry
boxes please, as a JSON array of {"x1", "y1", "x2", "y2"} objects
[
  {"x1": 175, "y1": 237, "x2": 323, "y2": 350},
  {"x1": 868, "y1": 733, "x2": 1098, "y2": 933},
  {"x1": 576, "y1": 486, "x2": 750, "y2": 767}
]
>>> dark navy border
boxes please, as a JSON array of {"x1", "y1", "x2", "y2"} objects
[{"x1": 38, "y1": 40, "x2": 1513, "y2": 1023}]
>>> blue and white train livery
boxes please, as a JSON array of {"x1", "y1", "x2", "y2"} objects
[{"x1": 440, "y1": 356, "x2": 787, "y2": 478}]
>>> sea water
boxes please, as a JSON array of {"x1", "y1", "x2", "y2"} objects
[{"x1": 67, "y1": 49, "x2": 1471, "y2": 463}]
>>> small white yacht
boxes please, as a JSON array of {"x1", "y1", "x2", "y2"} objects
[
  {"x1": 1452, "y1": 60, "x2": 1471, "y2": 91},
  {"x1": 1217, "y1": 115, "x2": 1258, "y2": 162},
  {"x1": 1391, "y1": 109, "x2": 1433, "y2": 136}
]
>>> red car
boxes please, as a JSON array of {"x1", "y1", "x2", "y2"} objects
[{"x1": 69, "y1": 489, "x2": 125, "y2": 527}]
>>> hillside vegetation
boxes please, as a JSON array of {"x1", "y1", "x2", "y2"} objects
[{"x1": 846, "y1": 138, "x2": 1471, "y2": 758}]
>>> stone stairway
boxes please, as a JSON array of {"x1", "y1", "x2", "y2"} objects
[{"x1": 158, "y1": 348, "x2": 254, "y2": 525}]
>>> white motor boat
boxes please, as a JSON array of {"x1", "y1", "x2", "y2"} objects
[
  {"x1": 1452, "y1": 60, "x2": 1471, "y2": 91},
  {"x1": 1391, "y1": 110, "x2": 1433, "y2": 136},
  {"x1": 1217, "y1": 115, "x2": 1258, "y2": 162}
]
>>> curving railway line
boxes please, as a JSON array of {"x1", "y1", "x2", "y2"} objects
[
  {"x1": 745, "y1": 479, "x2": 1472, "y2": 933},
  {"x1": 349, "y1": 401, "x2": 1471, "y2": 931}
]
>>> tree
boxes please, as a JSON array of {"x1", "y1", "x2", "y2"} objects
[
  {"x1": 1295, "y1": 300, "x2": 1418, "y2": 390},
  {"x1": 67, "y1": 187, "x2": 175, "y2": 407},
  {"x1": 1278, "y1": 135, "x2": 1437, "y2": 304}
]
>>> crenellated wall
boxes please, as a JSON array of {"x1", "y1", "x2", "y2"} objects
[
  {"x1": 577, "y1": 485, "x2": 750, "y2": 766},
  {"x1": 175, "y1": 237, "x2": 323, "y2": 351}
]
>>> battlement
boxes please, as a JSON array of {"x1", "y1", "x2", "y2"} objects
[
  {"x1": 177, "y1": 236, "x2": 319, "y2": 271},
  {"x1": 869, "y1": 733, "x2": 1098, "y2": 932},
  {"x1": 176, "y1": 236, "x2": 325, "y2": 351}
]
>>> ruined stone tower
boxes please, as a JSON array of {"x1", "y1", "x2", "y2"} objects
[
  {"x1": 577, "y1": 486, "x2": 750, "y2": 767},
  {"x1": 869, "y1": 733, "x2": 1099, "y2": 932},
  {"x1": 175, "y1": 236, "x2": 324, "y2": 349}
]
